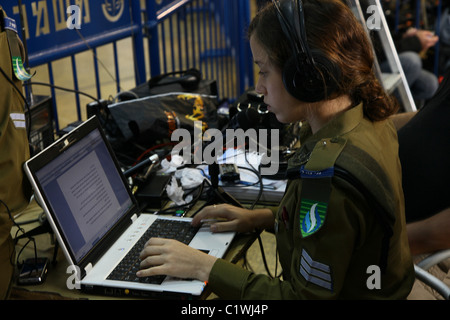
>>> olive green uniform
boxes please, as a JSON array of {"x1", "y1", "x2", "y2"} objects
[
  {"x1": 0, "y1": 8, "x2": 31, "y2": 299},
  {"x1": 208, "y1": 104, "x2": 415, "y2": 299}
]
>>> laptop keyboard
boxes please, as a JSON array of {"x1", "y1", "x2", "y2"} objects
[{"x1": 107, "y1": 219, "x2": 199, "y2": 285}]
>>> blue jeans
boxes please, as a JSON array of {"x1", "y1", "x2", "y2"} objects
[{"x1": 381, "y1": 51, "x2": 439, "y2": 102}]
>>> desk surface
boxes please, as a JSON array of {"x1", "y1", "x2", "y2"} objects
[{"x1": 10, "y1": 200, "x2": 258, "y2": 300}]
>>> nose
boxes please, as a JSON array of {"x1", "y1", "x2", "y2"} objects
[{"x1": 255, "y1": 78, "x2": 266, "y2": 96}]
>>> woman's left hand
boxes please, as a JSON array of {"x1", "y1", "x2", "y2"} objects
[{"x1": 137, "y1": 238, "x2": 217, "y2": 282}]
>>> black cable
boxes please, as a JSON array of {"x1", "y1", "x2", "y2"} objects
[
  {"x1": 15, "y1": 236, "x2": 38, "y2": 269},
  {"x1": 257, "y1": 234, "x2": 273, "y2": 278},
  {"x1": 189, "y1": 175, "x2": 237, "y2": 217},
  {"x1": 194, "y1": 151, "x2": 274, "y2": 277},
  {"x1": 0, "y1": 199, "x2": 38, "y2": 269},
  {"x1": 74, "y1": 29, "x2": 123, "y2": 93},
  {"x1": 171, "y1": 151, "x2": 278, "y2": 278},
  {"x1": 243, "y1": 149, "x2": 281, "y2": 279},
  {"x1": 0, "y1": 199, "x2": 25, "y2": 239},
  {"x1": 238, "y1": 156, "x2": 264, "y2": 210},
  {"x1": 23, "y1": 81, "x2": 100, "y2": 102}
]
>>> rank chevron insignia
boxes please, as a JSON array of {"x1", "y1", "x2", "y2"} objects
[{"x1": 299, "y1": 199, "x2": 327, "y2": 237}]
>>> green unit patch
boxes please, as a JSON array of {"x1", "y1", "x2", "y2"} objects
[
  {"x1": 299, "y1": 199, "x2": 327, "y2": 238},
  {"x1": 12, "y1": 56, "x2": 33, "y2": 81}
]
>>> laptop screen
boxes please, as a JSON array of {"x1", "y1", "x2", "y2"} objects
[{"x1": 35, "y1": 127, "x2": 133, "y2": 263}]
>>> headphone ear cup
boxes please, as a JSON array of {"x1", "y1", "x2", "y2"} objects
[
  {"x1": 282, "y1": 55, "x2": 317, "y2": 102},
  {"x1": 180, "y1": 68, "x2": 202, "y2": 90},
  {"x1": 282, "y1": 55, "x2": 301, "y2": 101},
  {"x1": 282, "y1": 50, "x2": 341, "y2": 103},
  {"x1": 312, "y1": 50, "x2": 341, "y2": 99}
]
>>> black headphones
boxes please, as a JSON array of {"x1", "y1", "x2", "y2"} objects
[
  {"x1": 148, "y1": 68, "x2": 202, "y2": 91},
  {"x1": 272, "y1": 0, "x2": 341, "y2": 102}
]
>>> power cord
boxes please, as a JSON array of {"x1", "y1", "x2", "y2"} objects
[
  {"x1": 23, "y1": 81, "x2": 100, "y2": 103},
  {"x1": 244, "y1": 150, "x2": 282, "y2": 280},
  {"x1": 0, "y1": 199, "x2": 38, "y2": 270}
]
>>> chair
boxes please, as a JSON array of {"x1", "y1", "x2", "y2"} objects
[{"x1": 413, "y1": 250, "x2": 450, "y2": 300}]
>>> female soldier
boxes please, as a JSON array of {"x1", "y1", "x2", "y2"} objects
[{"x1": 138, "y1": 0, "x2": 415, "y2": 299}]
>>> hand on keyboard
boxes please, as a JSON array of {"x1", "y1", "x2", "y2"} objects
[
  {"x1": 107, "y1": 219, "x2": 199, "y2": 284},
  {"x1": 137, "y1": 238, "x2": 218, "y2": 282}
]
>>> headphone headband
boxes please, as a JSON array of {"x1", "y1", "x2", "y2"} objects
[
  {"x1": 271, "y1": 0, "x2": 341, "y2": 102},
  {"x1": 272, "y1": 0, "x2": 315, "y2": 71}
]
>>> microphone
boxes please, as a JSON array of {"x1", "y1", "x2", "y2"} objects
[
  {"x1": 228, "y1": 105, "x2": 261, "y2": 131},
  {"x1": 124, "y1": 151, "x2": 165, "y2": 178}
]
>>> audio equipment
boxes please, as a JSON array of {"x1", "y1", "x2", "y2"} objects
[
  {"x1": 26, "y1": 95, "x2": 54, "y2": 155},
  {"x1": 272, "y1": 0, "x2": 341, "y2": 102},
  {"x1": 148, "y1": 68, "x2": 202, "y2": 91}
]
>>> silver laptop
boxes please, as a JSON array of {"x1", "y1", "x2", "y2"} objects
[{"x1": 23, "y1": 116, "x2": 235, "y2": 299}]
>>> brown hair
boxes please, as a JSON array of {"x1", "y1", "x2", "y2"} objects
[{"x1": 248, "y1": 0, "x2": 399, "y2": 121}]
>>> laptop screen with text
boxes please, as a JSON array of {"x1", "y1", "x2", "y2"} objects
[{"x1": 35, "y1": 128, "x2": 133, "y2": 263}]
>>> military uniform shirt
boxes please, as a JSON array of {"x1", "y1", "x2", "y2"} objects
[
  {"x1": 208, "y1": 103, "x2": 415, "y2": 299},
  {"x1": 0, "y1": 9, "x2": 31, "y2": 299}
]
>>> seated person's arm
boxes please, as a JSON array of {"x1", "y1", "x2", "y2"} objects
[{"x1": 191, "y1": 204, "x2": 275, "y2": 233}]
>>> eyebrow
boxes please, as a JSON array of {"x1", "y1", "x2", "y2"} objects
[{"x1": 254, "y1": 59, "x2": 267, "y2": 67}]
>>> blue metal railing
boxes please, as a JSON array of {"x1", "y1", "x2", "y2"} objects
[
  {"x1": 3, "y1": 0, "x2": 253, "y2": 132},
  {"x1": 144, "y1": 0, "x2": 253, "y2": 101},
  {"x1": 3, "y1": 0, "x2": 147, "y2": 131}
]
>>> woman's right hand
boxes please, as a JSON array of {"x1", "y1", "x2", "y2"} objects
[{"x1": 191, "y1": 203, "x2": 273, "y2": 233}]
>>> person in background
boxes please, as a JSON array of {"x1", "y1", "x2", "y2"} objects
[
  {"x1": 393, "y1": 69, "x2": 450, "y2": 256},
  {"x1": 0, "y1": 6, "x2": 32, "y2": 299},
  {"x1": 378, "y1": 0, "x2": 439, "y2": 107},
  {"x1": 381, "y1": 27, "x2": 439, "y2": 107}
]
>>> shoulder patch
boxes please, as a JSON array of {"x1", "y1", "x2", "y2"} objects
[
  {"x1": 296, "y1": 138, "x2": 347, "y2": 238},
  {"x1": 299, "y1": 199, "x2": 327, "y2": 237}
]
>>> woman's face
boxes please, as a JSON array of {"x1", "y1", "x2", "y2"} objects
[{"x1": 250, "y1": 35, "x2": 307, "y2": 124}]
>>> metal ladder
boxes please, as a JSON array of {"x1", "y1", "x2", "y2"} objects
[{"x1": 349, "y1": 0, "x2": 417, "y2": 112}]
